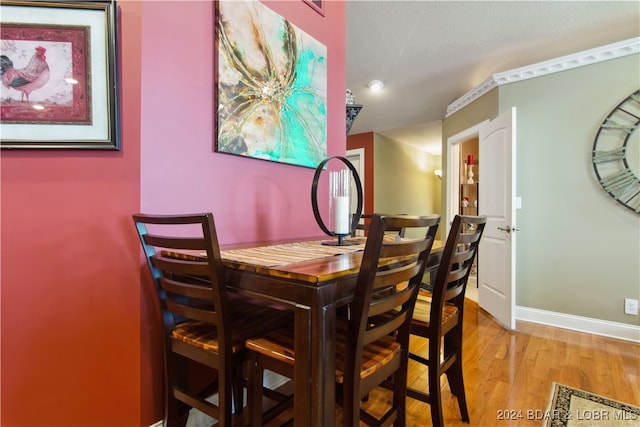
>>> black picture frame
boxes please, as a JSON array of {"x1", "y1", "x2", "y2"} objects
[{"x1": 0, "y1": 0, "x2": 120, "y2": 150}]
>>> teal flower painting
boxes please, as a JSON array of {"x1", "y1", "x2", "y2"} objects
[{"x1": 216, "y1": 0, "x2": 327, "y2": 168}]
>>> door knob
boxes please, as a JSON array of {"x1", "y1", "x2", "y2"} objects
[{"x1": 497, "y1": 226, "x2": 519, "y2": 233}]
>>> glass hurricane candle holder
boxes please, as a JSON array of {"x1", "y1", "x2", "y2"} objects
[
  {"x1": 311, "y1": 156, "x2": 363, "y2": 246},
  {"x1": 330, "y1": 169, "x2": 351, "y2": 237}
]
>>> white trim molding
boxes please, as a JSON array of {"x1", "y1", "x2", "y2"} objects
[
  {"x1": 446, "y1": 37, "x2": 640, "y2": 117},
  {"x1": 516, "y1": 305, "x2": 640, "y2": 343}
]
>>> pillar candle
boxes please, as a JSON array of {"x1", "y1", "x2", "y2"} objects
[
  {"x1": 333, "y1": 196, "x2": 350, "y2": 234},
  {"x1": 467, "y1": 154, "x2": 474, "y2": 166}
]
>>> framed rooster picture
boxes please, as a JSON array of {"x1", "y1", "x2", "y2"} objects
[{"x1": 0, "y1": 0, "x2": 119, "y2": 150}]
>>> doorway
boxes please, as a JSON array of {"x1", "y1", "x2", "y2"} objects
[
  {"x1": 459, "y1": 138, "x2": 480, "y2": 296},
  {"x1": 446, "y1": 109, "x2": 517, "y2": 330},
  {"x1": 448, "y1": 134, "x2": 481, "y2": 300},
  {"x1": 347, "y1": 148, "x2": 365, "y2": 235},
  {"x1": 445, "y1": 121, "x2": 488, "y2": 236}
]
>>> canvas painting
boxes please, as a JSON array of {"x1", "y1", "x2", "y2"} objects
[{"x1": 215, "y1": 0, "x2": 327, "y2": 168}]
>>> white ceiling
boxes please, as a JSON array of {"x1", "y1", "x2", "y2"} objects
[{"x1": 345, "y1": 0, "x2": 640, "y2": 155}]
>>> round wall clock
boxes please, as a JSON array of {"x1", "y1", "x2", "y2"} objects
[{"x1": 591, "y1": 90, "x2": 640, "y2": 214}]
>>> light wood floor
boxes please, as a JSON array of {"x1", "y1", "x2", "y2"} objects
[
  {"x1": 196, "y1": 293, "x2": 639, "y2": 427},
  {"x1": 363, "y1": 298, "x2": 640, "y2": 427},
  {"x1": 260, "y1": 297, "x2": 639, "y2": 427}
]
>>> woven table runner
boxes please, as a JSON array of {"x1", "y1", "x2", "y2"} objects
[{"x1": 221, "y1": 239, "x2": 366, "y2": 267}]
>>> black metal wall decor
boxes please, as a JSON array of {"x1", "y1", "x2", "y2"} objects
[{"x1": 346, "y1": 104, "x2": 363, "y2": 134}]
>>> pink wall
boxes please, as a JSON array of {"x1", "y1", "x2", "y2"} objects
[
  {"x1": 0, "y1": 1, "x2": 345, "y2": 425},
  {"x1": 140, "y1": 0, "x2": 346, "y2": 245}
]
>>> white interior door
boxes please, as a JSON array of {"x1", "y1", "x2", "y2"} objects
[{"x1": 478, "y1": 107, "x2": 517, "y2": 329}]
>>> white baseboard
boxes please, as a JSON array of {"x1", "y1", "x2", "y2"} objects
[
  {"x1": 149, "y1": 413, "x2": 211, "y2": 427},
  {"x1": 516, "y1": 305, "x2": 640, "y2": 343}
]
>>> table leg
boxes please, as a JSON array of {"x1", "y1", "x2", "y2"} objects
[{"x1": 293, "y1": 302, "x2": 336, "y2": 426}]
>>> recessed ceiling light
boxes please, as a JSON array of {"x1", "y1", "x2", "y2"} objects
[{"x1": 368, "y1": 80, "x2": 384, "y2": 91}]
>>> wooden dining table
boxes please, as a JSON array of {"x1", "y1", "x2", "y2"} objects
[{"x1": 167, "y1": 236, "x2": 443, "y2": 426}]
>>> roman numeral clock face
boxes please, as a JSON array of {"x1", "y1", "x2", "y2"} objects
[{"x1": 592, "y1": 90, "x2": 640, "y2": 214}]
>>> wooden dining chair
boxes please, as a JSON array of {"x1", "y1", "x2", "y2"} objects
[
  {"x1": 133, "y1": 213, "x2": 291, "y2": 427},
  {"x1": 245, "y1": 214, "x2": 440, "y2": 426},
  {"x1": 352, "y1": 213, "x2": 406, "y2": 238},
  {"x1": 406, "y1": 214, "x2": 486, "y2": 427}
]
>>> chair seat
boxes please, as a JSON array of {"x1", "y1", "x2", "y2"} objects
[
  {"x1": 410, "y1": 290, "x2": 459, "y2": 328},
  {"x1": 335, "y1": 333, "x2": 400, "y2": 384},
  {"x1": 172, "y1": 304, "x2": 291, "y2": 353},
  {"x1": 244, "y1": 329, "x2": 296, "y2": 365},
  {"x1": 245, "y1": 327, "x2": 401, "y2": 384}
]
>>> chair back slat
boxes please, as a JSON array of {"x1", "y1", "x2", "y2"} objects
[
  {"x1": 373, "y1": 262, "x2": 422, "y2": 291},
  {"x1": 364, "y1": 310, "x2": 407, "y2": 345},
  {"x1": 343, "y1": 213, "x2": 440, "y2": 403},
  {"x1": 151, "y1": 255, "x2": 212, "y2": 277},
  {"x1": 451, "y1": 247, "x2": 475, "y2": 266},
  {"x1": 144, "y1": 234, "x2": 208, "y2": 250},
  {"x1": 166, "y1": 300, "x2": 218, "y2": 324},
  {"x1": 447, "y1": 267, "x2": 468, "y2": 284},
  {"x1": 369, "y1": 284, "x2": 415, "y2": 317},
  {"x1": 379, "y1": 238, "x2": 430, "y2": 258},
  {"x1": 443, "y1": 284, "x2": 464, "y2": 301},
  {"x1": 160, "y1": 277, "x2": 215, "y2": 300}
]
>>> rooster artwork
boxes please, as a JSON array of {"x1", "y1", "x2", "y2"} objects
[{"x1": 1, "y1": 46, "x2": 51, "y2": 103}]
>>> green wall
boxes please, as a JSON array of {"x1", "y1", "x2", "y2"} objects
[
  {"x1": 442, "y1": 88, "x2": 499, "y2": 143},
  {"x1": 441, "y1": 89, "x2": 499, "y2": 227},
  {"x1": 445, "y1": 53, "x2": 639, "y2": 326},
  {"x1": 373, "y1": 134, "x2": 441, "y2": 236},
  {"x1": 502, "y1": 54, "x2": 639, "y2": 325}
]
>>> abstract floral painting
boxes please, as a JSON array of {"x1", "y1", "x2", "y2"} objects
[{"x1": 215, "y1": 0, "x2": 327, "y2": 168}]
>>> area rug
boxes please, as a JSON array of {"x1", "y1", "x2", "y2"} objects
[{"x1": 544, "y1": 382, "x2": 640, "y2": 426}]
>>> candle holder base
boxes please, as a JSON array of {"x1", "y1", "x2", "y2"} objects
[{"x1": 321, "y1": 234, "x2": 361, "y2": 246}]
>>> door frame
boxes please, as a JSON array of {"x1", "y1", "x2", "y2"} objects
[
  {"x1": 347, "y1": 148, "x2": 366, "y2": 234},
  {"x1": 445, "y1": 120, "x2": 488, "y2": 236},
  {"x1": 346, "y1": 148, "x2": 365, "y2": 186}
]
